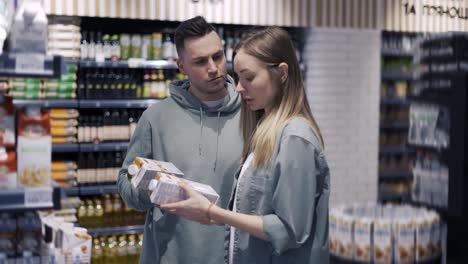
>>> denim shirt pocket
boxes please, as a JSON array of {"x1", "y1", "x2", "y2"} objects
[{"x1": 248, "y1": 170, "x2": 273, "y2": 215}]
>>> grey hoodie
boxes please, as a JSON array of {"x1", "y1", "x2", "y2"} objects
[{"x1": 117, "y1": 76, "x2": 243, "y2": 264}]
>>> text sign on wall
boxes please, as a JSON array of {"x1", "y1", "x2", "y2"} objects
[{"x1": 403, "y1": 0, "x2": 468, "y2": 20}]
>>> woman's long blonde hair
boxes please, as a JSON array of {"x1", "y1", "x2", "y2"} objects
[{"x1": 233, "y1": 27, "x2": 324, "y2": 168}]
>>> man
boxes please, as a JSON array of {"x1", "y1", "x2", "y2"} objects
[{"x1": 117, "y1": 16, "x2": 242, "y2": 264}]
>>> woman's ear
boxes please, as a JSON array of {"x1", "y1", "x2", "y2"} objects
[{"x1": 278, "y1": 62, "x2": 288, "y2": 83}]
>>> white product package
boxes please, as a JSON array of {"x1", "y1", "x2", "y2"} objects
[
  {"x1": 130, "y1": 157, "x2": 184, "y2": 190},
  {"x1": 129, "y1": 157, "x2": 219, "y2": 205}
]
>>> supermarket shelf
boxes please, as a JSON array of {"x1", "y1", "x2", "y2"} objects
[
  {"x1": 410, "y1": 200, "x2": 448, "y2": 214},
  {"x1": 13, "y1": 99, "x2": 79, "y2": 108},
  {"x1": 330, "y1": 254, "x2": 441, "y2": 264},
  {"x1": 408, "y1": 92, "x2": 452, "y2": 107},
  {"x1": 52, "y1": 143, "x2": 80, "y2": 153},
  {"x1": 380, "y1": 121, "x2": 409, "y2": 130},
  {"x1": 78, "y1": 59, "x2": 237, "y2": 71},
  {"x1": 64, "y1": 187, "x2": 80, "y2": 196},
  {"x1": 381, "y1": 71, "x2": 414, "y2": 81},
  {"x1": 65, "y1": 185, "x2": 118, "y2": 196},
  {"x1": 381, "y1": 48, "x2": 414, "y2": 57},
  {"x1": 0, "y1": 187, "x2": 61, "y2": 211},
  {"x1": 79, "y1": 99, "x2": 162, "y2": 109},
  {"x1": 379, "y1": 169, "x2": 413, "y2": 180},
  {"x1": 0, "y1": 53, "x2": 62, "y2": 79},
  {"x1": 379, "y1": 190, "x2": 411, "y2": 202},
  {"x1": 52, "y1": 142, "x2": 129, "y2": 153},
  {"x1": 380, "y1": 97, "x2": 410, "y2": 106},
  {"x1": 79, "y1": 59, "x2": 178, "y2": 69},
  {"x1": 379, "y1": 145, "x2": 415, "y2": 155},
  {"x1": 407, "y1": 141, "x2": 449, "y2": 152},
  {"x1": 12, "y1": 99, "x2": 161, "y2": 109},
  {"x1": 79, "y1": 142, "x2": 129, "y2": 152},
  {"x1": 87, "y1": 225, "x2": 144, "y2": 237}
]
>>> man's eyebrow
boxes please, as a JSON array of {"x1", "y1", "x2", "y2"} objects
[{"x1": 192, "y1": 51, "x2": 224, "y2": 62}]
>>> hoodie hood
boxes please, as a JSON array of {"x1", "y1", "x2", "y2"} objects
[{"x1": 169, "y1": 75, "x2": 240, "y2": 114}]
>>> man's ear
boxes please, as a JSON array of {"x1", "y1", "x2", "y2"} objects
[
  {"x1": 177, "y1": 59, "x2": 186, "y2": 75},
  {"x1": 278, "y1": 62, "x2": 288, "y2": 83}
]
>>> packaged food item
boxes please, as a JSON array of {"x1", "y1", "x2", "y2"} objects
[
  {"x1": 0, "y1": 95, "x2": 15, "y2": 147},
  {"x1": 336, "y1": 214, "x2": 354, "y2": 259},
  {"x1": 48, "y1": 24, "x2": 80, "y2": 32},
  {"x1": 129, "y1": 157, "x2": 184, "y2": 190},
  {"x1": 51, "y1": 170, "x2": 77, "y2": 181},
  {"x1": 51, "y1": 118, "x2": 78, "y2": 127},
  {"x1": 120, "y1": 34, "x2": 131, "y2": 60},
  {"x1": 131, "y1": 34, "x2": 142, "y2": 58},
  {"x1": 0, "y1": 213, "x2": 16, "y2": 258},
  {"x1": 394, "y1": 218, "x2": 415, "y2": 264},
  {"x1": 429, "y1": 212, "x2": 441, "y2": 257},
  {"x1": 51, "y1": 126, "x2": 77, "y2": 137},
  {"x1": 9, "y1": 0, "x2": 48, "y2": 53},
  {"x1": 50, "y1": 109, "x2": 79, "y2": 119},
  {"x1": 152, "y1": 33, "x2": 162, "y2": 60},
  {"x1": 52, "y1": 136, "x2": 77, "y2": 144},
  {"x1": 373, "y1": 219, "x2": 392, "y2": 264},
  {"x1": 354, "y1": 217, "x2": 372, "y2": 262},
  {"x1": 8, "y1": 89, "x2": 42, "y2": 99},
  {"x1": 17, "y1": 107, "x2": 51, "y2": 187},
  {"x1": 148, "y1": 173, "x2": 219, "y2": 205},
  {"x1": 328, "y1": 210, "x2": 339, "y2": 255},
  {"x1": 0, "y1": 147, "x2": 16, "y2": 189},
  {"x1": 415, "y1": 215, "x2": 432, "y2": 262},
  {"x1": 142, "y1": 35, "x2": 151, "y2": 60},
  {"x1": 17, "y1": 212, "x2": 42, "y2": 256},
  {"x1": 44, "y1": 80, "x2": 77, "y2": 90}
]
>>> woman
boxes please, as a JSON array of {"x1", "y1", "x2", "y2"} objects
[{"x1": 161, "y1": 27, "x2": 330, "y2": 264}]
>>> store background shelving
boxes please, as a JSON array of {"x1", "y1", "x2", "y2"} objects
[
  {"x1": 0, "y1": 187, "x2": 62, "y2": 211},
  {"x1": 408, "y1": 33, "x2": 468, "y2": 262},
  {"x1": 87, "y1": 225, "x2": 144, "y2": 237},
  {"x1": 0, "y1": 53, "x2": 63, "y2": 79},
  {"x1": 378, "y1": 31, "x2": 420, "y2": 203},
  {"x1": 1, "y1": 15, "x2": 308, "y2": 264}
]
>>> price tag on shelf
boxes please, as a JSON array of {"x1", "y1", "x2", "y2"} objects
[
  {"x1": 24, "y1": 187, "x2": 53, "y2": 208},
  {"x1": 15, "y1": 54, "x2": 45, "y2": 74}
]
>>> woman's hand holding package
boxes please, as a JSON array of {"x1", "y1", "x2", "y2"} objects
[{"x1": 160, "y1": 181, "x2": 216, "y2": 225}]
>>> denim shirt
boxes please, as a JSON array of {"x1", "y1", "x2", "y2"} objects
[{"x1": 224, "y1": 118, "x2": 330, "y2": 264}]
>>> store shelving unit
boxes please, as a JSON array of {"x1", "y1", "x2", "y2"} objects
[
  {"x1": 0, "y1": 53, "x2": 63, "y2": 79},
  {"x1": 87, "y1": 225, "x2": 144, "y2": 237},
  {"x1": 79, "y1": 142, "x2": 129, "y2": 152},
  {"x1": 52, "y1": 142, "x2": 129, "y2": 153},
  {"x1": 12, "y1": 99, "x2": 162, "y2": 109},
  {"x1": 408, "y1": 33, "x2": 468, "y2": 261},
  {"x1": 78, "y1": 99, "x2": 161, "y2": 109},
  {"x1": 378, "y1": 32, "x2": 420, "y2": 203},
  {"x1": 65, "y1": 185, "x2": 118, "y2": 196},
  {"x1": 0, "y1": 187, "x2": 62, "y2": 211},
  {"x1": 379, "y1": 145, "x2": 415, "y2": 155},
  {"x1": 79, "y1": 59, "x2": 177, "y2": 69},
  {"x1": 330, "y1": 255, "x2": 441, "y2": 264},
  {"x1": 379, "y1": 169, "x2": 413, "y2": 180}
]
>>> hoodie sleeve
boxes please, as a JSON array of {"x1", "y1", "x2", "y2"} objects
[
  {"x1": 262, "y1": 134, "x2": 328, "y2": 255},
  {"x1": 117, "y1": 111, "x2": 154, "y2": 211}
]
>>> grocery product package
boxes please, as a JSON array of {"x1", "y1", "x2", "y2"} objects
[{"x1": 129, "y1": 157, "x2": 219, "y2": 205}]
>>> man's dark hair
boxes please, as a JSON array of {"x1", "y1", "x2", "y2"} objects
[{"x1": 174, "y1": 16, "x2": 216, "y2": 57}]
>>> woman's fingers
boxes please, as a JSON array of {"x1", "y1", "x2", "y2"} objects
[{"x1": 179, "y1": 181, "x2": 198, "y2": 197}]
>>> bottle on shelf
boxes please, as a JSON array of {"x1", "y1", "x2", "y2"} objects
[{"x1": 81, "y1": 31, "x2": 88, "y2": 60}]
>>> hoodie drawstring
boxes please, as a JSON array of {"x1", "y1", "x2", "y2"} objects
[
  {"x1": 213, "y1": 111, "x2": 220, "y2": 171},
  {"x1": 198, "y1": 107, "x2": 221, "y2": 172},
  {"x1": 199, "y1": 106, "x2": 204, "y2": 156}
]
